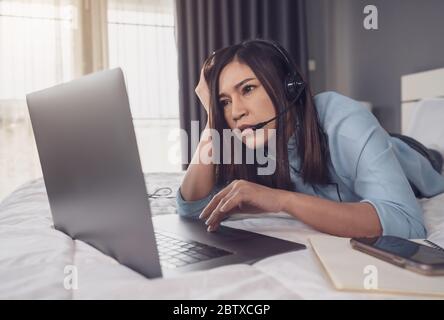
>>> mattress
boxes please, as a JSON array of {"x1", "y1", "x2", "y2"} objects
[{"x1": 1, "y1": 172, "x2": 443, "y2": 299}]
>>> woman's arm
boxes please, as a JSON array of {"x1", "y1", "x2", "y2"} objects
[
  {"x1": 199, "y1": 179, "x2": 382, "y2": 237},
  {"x1": 179, "y1": 122, "x2": 216, "y2": 201},
  {"x1": 314, "y1": 92, "x2": 426, "y2": 238},
  {"x1": 279, "y1": 190, "x2": 382, "y2": 238},
  {"x1": 180, "y1": 65, "x2": 217, "y2": 202}
]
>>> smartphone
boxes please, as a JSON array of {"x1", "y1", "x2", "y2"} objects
[{"x1": 350, "y1": 236, "x2": 444, "y2": 276}]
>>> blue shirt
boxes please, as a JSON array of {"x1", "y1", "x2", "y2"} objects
[{"x1": 176, "y1": 91, "x2": 444, "y2": 238}]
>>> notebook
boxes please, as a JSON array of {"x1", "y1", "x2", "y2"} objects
[{"x1": 309, "y1": 235, "x2": 444, "y2": 298}]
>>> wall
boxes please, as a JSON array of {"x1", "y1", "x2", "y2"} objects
[{"x1": 306, "y1": 0, "x2": 444, "y2": 132}]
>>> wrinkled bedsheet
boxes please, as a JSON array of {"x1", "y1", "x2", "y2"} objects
[{"x1": 1, "y1": 173, "x2": 443, "y2": 299}]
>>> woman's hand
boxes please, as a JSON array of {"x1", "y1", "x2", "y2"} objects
[
  {"x1": 195, "y1": 65, "x2": 210, "y2": 115},
  {"x1": 199, "y1": 180, "x2": 288, "y2": 231}
]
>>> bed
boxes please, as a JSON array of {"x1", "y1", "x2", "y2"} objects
[
  {"x1": 1, "y1": 71, "x2": 444, "y2": 300},
  {"x1": 401, "y1": 67, "x2": 444, "y2": 135}
]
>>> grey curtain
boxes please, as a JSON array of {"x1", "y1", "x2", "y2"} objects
[{"x1": 175, "y1": 0, "x2": 309, "y2": 169}]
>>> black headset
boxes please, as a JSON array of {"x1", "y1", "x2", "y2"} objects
[
  {"x1": 246, "y1": 41, "x2": 343, "y2": 200},
  {"x1": 246, "y1": 40, "x2": 307, "y2": 131},
  {"x1": 250, "y1": 39, "x2": 306, "y2": 103}
]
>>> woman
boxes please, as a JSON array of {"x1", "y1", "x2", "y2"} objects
[{"x1": 176, "y1": 39, "x2": 444, "y2": 239}]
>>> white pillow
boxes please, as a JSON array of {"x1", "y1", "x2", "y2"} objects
[{"x1": 407, "y1": 98, "x2": 444, "y2": 151}]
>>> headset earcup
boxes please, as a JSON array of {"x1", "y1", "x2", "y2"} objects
[{"x1": 285, "y1": 73, "x2": 304, "y2": 102}]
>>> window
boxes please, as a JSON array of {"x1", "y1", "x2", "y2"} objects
[
  {"x1": 0, "y1": 0, "x2": 77, "y2": 200},
  {"x1": 0, "y1": 0, "x2": 75, "y2": 101},
  {"x1": 107, "y1": 0, "x2": 181, "y2": 172},
  {"x1": 107, "y1": 0, "x2": 179, "y2": 120},
  {"x1": 0, "y1": 0, "x2": 181, "y2": 200}
]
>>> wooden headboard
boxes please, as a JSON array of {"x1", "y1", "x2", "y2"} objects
[{"x1": 401, "y1": 68, "x2": 444, "y2": 134}]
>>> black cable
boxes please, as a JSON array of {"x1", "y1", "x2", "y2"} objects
[
  {"x1": 333, "y1": 182, "x2": 343, "y2": 202},
  {"x1": 147, "y1": 187, "x2": 175, "y2": 199},
  {"x1": 251, "y1": 91, "x2": 304, "y2": 131}
]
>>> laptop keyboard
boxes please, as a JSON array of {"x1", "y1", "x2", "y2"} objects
[{"x1": 154, "y1": 231, "x2": 233, "y2": 269}]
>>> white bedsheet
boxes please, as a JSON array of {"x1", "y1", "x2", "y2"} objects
[{"x1": 1, "y1": 175, "x2": 444, "y2": 300}]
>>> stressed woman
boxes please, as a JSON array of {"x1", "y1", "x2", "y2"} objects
[{"x1": 176, "y1": 39, "x2": 444, "y2": 239}]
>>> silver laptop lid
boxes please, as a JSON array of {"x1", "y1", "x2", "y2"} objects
[{"x1": 26, "y1": 68, "x2": 162, "y2": 278}]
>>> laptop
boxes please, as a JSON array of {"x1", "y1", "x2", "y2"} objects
[{"x1": 26, "y1": 68, "x2": 306, "y2": 278}]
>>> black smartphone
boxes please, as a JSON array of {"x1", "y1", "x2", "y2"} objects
[{"x1": 350, "y1": 236, "x2": 444, "y2": 276}]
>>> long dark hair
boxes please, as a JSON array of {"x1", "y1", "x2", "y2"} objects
[{"x1": 203, "y1": 39, "x2": 330, "y2": 190}]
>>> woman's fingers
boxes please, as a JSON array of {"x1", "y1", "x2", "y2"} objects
[
  {"x1": 199, "y1": 180, "x2": 241, "y2": 219},
  {"x1": 195, "y1": 66, "x2": 210, "y2": 113},
  {"x1": 199, "y1": 185, "x2": 232, "y2": 220},
  {"x1": 206, "y1": 191, "x2": 243, "y2": 231},
  {"x1": 219, "y1": 190, "x2": 242, "y2": 213},
  {"x1": 205, "y1": 198, "x2": 229, "y2": 231}
]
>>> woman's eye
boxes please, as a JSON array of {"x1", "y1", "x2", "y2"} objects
[
  {"x1": 242, "y1": 85, "x2": 255, "y2": 95},
  {"x1": 219, "y1": 100, "x2": 231, "y2": 107}
]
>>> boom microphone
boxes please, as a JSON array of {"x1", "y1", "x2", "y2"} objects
[{"x1": 249, "y1": 84, "x2": 306, "y2": 131}]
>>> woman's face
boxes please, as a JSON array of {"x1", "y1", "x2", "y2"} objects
[{"x1": 218, "y1": 59, "x2": 277, "y2": 149}]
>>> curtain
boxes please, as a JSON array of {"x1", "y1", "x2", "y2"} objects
[
  {"x1": 0, "y1": 0, "x2": 181, "y2": 199},
  {"x1": 107, "y1": 0, "x2": 178, "y2": 119},
  {"x1": 174, "y1": 0, "x2": 309, "y2": 169},
  {"x1": 73, "y1": 0, "x2": 109, "y2": 76},
  {"x1": 0, "y1": 0, "x2": 109, "y2": 199},
  {"x1": 106, "y1": 0, "x2": 181, "y2": 172},
  {"x1": 0, "y1": 0, "x2": 109, "y2": 115},
  {"x1": 0, "y1": 0, "x2": 178, "y2": 120}
]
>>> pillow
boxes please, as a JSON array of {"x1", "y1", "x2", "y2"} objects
[{"x1": 407, "y1": 98, "x2": 444, "y2": 151}]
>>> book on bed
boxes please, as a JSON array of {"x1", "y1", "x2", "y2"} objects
[{"x1": 309, "y1": 235, "x2": 444, "y2": 298}]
